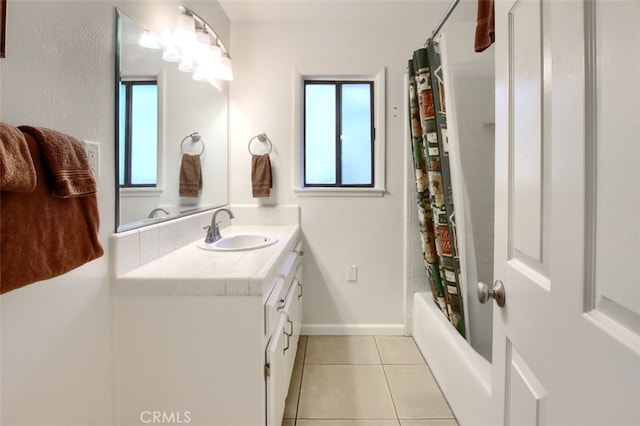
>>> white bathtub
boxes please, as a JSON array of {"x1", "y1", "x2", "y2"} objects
[{"x1": 412, "y1": 292, "x2": 492, "y2": 426}]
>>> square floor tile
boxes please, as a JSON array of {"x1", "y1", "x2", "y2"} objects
[
  {"x1": 375, "y1": 337, "x2": 425, "y2": 365},
  {"x1": 384, "y1": 365, "x2": 453, "y2": 419},
  {"x1": 297, "y1": 421, "x2": 400, "y2": 426},
  {"x1": 298, "y1": 365, "x2": 396, "y2": 419},
  {"x1": 305, "y1": 336, "x2": 381, "y2": 365}
]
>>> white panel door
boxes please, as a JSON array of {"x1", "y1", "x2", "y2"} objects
[{"x1": 492, "y1": 0, "x2": 640, "y2": 424}]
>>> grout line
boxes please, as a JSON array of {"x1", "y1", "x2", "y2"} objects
[{"x1": 374, "y1": 336, "x2": 402, "y2": 422}]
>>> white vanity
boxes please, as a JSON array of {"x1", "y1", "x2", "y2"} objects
[{"x1": 110, "y1": 207, "x2": 302, "y2": 426}]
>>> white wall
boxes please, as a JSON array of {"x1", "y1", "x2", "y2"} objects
[
  {"x1": 227, "y1": 3, "x2": 450, "y2": 332},
  {"x1": 0, "y1": 2, "x2": 229, "y2": 425},
  {"x1": 1, "y1": 3, "x2": 114, "y2": 424}
]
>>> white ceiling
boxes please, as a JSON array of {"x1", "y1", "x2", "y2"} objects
[{"x1": 218, "y1": 0, "x2": 458, "y2": 23}]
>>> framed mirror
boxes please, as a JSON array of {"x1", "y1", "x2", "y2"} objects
[{"x1": 115, "y1": 8, "x2": 228, "y2": 232}]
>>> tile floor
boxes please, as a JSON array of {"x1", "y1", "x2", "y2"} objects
[{"x1": 282, "y1": 336, "x2": 459, "y2": 426}]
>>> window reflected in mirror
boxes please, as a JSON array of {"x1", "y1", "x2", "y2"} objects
[{"x1": 119, "y1": 80, "x2": 158, "y2": 187}]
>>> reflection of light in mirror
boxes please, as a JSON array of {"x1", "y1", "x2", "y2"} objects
[
  {"x1": 139, "y1": 30, "x2": 160, "y2": 49},
  {"x1": 138, "y1": 7, "x2": 233, "y2": 85}
]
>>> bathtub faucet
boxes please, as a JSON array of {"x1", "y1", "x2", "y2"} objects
[{"x1": 204, "y1": 208, "x2": 235, "y2": 243}]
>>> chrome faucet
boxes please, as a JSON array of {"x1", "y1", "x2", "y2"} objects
[
  {"x1": 148, "y1": 208, "x2": 169, "y2": 218},
  {"x1": 204, "y1": 208, "x2": 235, "y2": 243}
]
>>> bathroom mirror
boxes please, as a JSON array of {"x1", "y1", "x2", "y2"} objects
[{"x1": 115, "y1": 9, "x2": 228, "y2": 232}]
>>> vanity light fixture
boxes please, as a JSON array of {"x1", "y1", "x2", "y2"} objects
[
  {"x1": 173, "y1": 12, "x2": 197, "y2": 49},
  {"x1": 138, "y1": 5, "x2": 233, "y2": 85}
]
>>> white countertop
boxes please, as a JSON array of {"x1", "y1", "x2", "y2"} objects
[{"x1": 111, "y1": 224, "x2": 300, "y2": 297}]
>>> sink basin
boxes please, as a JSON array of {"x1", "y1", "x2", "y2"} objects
[{"x1": 197, "y1": 233, "x2": 278, "y2": 251}]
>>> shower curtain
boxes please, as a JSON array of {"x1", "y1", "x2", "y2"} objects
[{"x1": 408, "y1": 43, "x2": 465, "y2": 336}]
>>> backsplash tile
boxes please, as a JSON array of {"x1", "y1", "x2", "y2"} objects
[
  {"x1": 138, "y1": 225, "x2": 160, "y2": 265},
  {"x1": 110, "y1": 230, "x2": 140, "y2": 276},
  {"x1": 157, "y1": 223, "x2": 175, "y2": 257}
]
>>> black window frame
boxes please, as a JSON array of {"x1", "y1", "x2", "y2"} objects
[
  {"x1": 119, "y1": 79, "x2": 158, "y2": 188},
  {"x1": 303, "y1": 80, "x2": 375, "y2": 188}
]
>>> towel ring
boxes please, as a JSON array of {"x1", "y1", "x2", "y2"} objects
[
  {"x1": 180, "y1": 132, "x2": 205, "y2": 156},
  {"x1": 248, "y1": 133, "x2": 273, "y2": 155}
]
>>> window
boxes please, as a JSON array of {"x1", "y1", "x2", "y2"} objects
[
  {"x1": 304, "y1": 81, "x2": 374, "y2": 187},
  {"x1": 294, "y1": 69, "x2": 386, "y2": 197},
  {"x1": 119, "y1": 80, "x2": 158, "y2": 187}
]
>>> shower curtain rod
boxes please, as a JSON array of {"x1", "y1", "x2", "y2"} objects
[{"x1": 424, "y1": 0, "x2": 461, "y2": 45}]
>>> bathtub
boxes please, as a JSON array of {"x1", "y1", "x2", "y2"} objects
[{"x1": 412, "y1": 292, "x2": 492, "y2": 426}]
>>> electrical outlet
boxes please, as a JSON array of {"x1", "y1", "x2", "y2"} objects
[{"x1": 82, "y1": 140, "x2": 100, "y2": 179}]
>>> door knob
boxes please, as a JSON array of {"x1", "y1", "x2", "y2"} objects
[{"x1": 477, "y1": 280, "x2": 505, "y2": 307}]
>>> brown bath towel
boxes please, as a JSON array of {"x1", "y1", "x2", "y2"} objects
[
  {"x1": 0, "y1": 122, "x2": 37, "y2": 193},
  {"x1": 1, "y1": 132, "x2": 104, "y2": 294},
  {"x1": 474, "y1": 0, "x2": 495, "y2": 53},
  {"x1": 251, "y1": 154, "x2": 272, "y2": 198},
  {"x1": 18, "y1": 125, "x2": 96, "y2": 198},
  {"x1": 179, "y1": 153, "x2": 202, "y2": 197}
]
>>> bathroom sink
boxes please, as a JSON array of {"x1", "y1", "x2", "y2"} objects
[{"x1": 197, "y1": 233, "x2": 278, "y2": 251}]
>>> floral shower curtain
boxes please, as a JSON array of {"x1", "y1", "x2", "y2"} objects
[{"x1": 408, "y1": 43, "x2": 465, "y2": 336}]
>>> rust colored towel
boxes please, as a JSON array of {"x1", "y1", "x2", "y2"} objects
[
  {"x1": 1, "y1": 132, "x2": 104, "y2": 294},
  {"x1": 0, "y1": 122, "x2": 37, "y2": 193},
  {"x1": 251, "y1": 154, "x2": 272, "y2": 198},
  {"x1": 475, "y1": 0, "x2": 495, "y2": 53},
  {"x1": 18, "y1": 125, "x2": 96, "y2": 198},
  {"x1": 179, "y1": 153, "x2": 202, "y2": 197}
]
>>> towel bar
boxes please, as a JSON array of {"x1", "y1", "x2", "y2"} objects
[
  {"x1": 248, "y1": 133, "x2": 273, "y2": 155},
  {"x1": 180, "y1": 132, "x2": 205, "y2": 156}
]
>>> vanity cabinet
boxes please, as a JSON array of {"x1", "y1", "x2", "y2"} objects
[{"x1": 112, "y1": 226, "x2": 302, "y2": 426}]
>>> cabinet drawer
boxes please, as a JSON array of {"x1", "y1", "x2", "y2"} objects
[
  {"x1": 265, "y1": 277, "x2": 285, "y2": 335},
  {"x1": 281, "y1": 278, "x2": 299, "y2": 379},
  {"x1": 278, "y1": 243, "x2": 302, "y2": 291},
  {"x1": 264, "y1": 241, "x2": 303, "y2": 337}
]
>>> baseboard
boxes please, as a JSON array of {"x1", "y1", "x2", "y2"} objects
[{"x1": 301, "y1": 324, "x2": 407, "y2": 336}]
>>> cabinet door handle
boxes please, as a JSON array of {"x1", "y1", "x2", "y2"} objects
[
  {"x1": 297, "y1": 280, "x2": 303, "y2": 300},
  {"x1": 284, "y1": 317, "x2": 293, "y2": 337},
  {"x1": 283, "y1": 318, "x2": 293, "y2": 354},
  {"x1": 277, "y1": 298, "x2": 286, "y2": 311}
]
